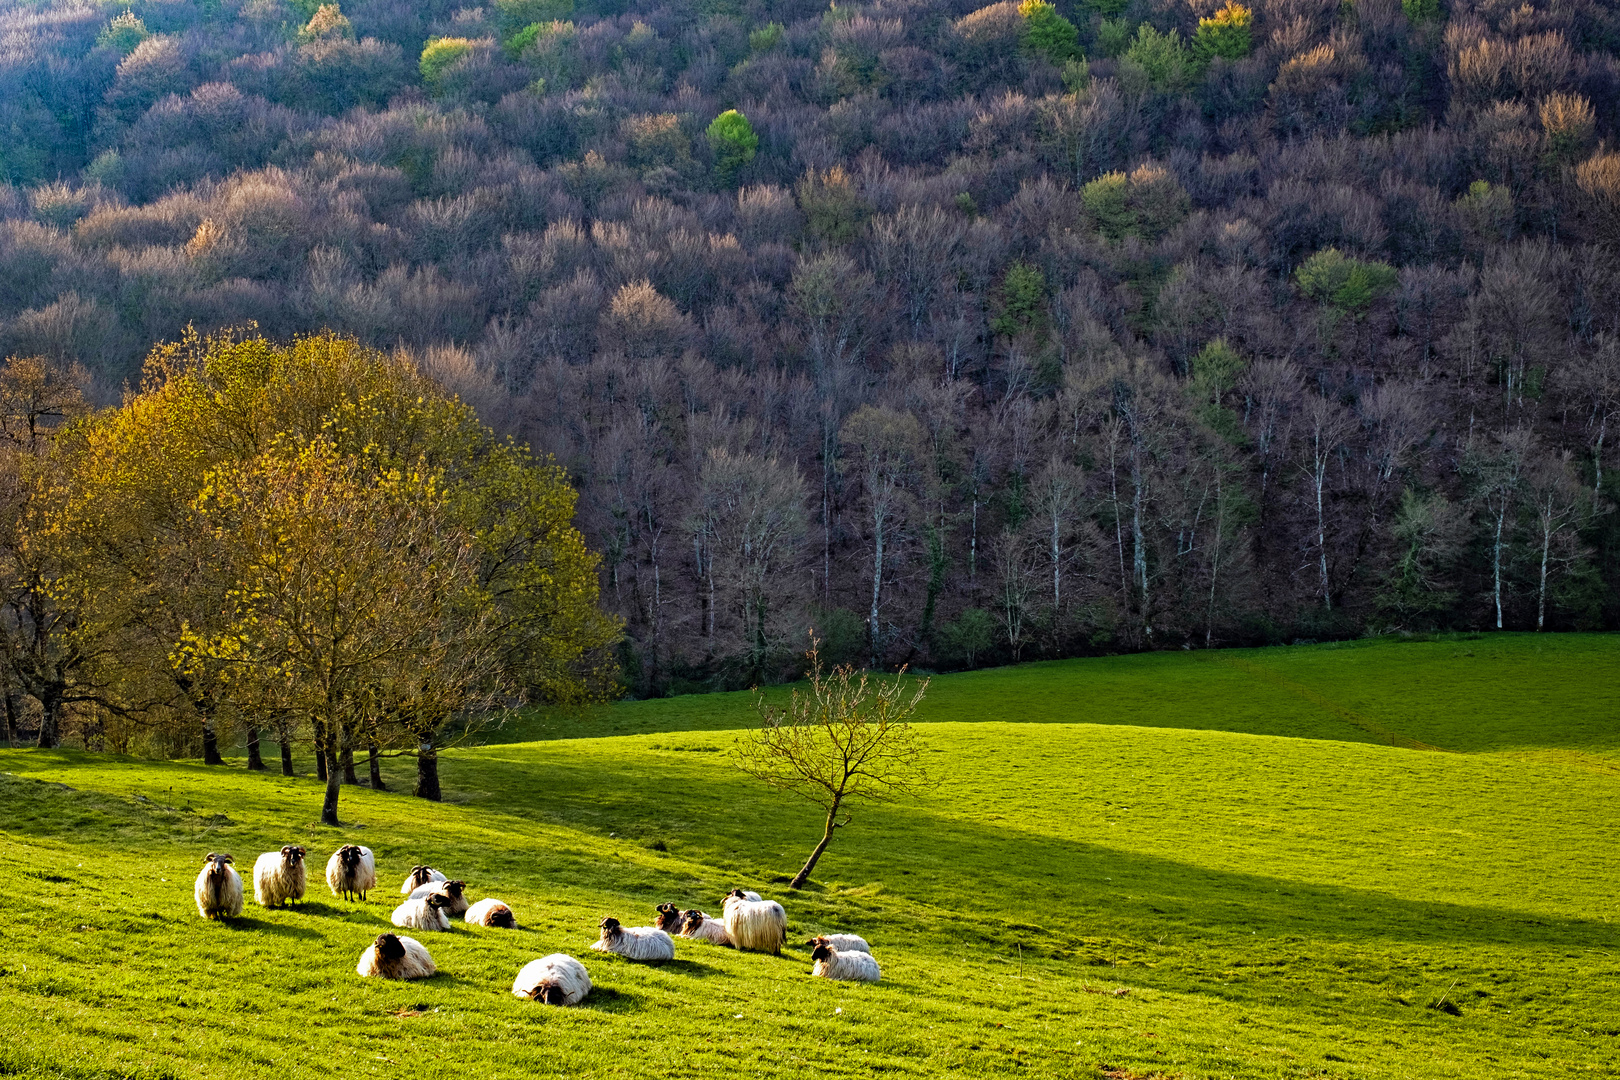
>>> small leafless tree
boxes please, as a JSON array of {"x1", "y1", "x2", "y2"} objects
[{"x1": 735, "y1": 640, "x2": 928, "y2": 889}]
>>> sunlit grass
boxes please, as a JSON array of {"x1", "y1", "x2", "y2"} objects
[{"x1": 2, "y1": 634, "x2": 1617, "y2": 1078}]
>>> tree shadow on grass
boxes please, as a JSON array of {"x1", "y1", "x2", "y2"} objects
[
  {"x1": 219, "y1": 916, "x2": 326, "y2": 939},
  {"x1": 576, "y1": 986, "x2": 641, "y2": 1012}
]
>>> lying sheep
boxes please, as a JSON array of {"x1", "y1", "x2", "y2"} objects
[
  {"x1": 465, "y1": 898, "x2": 516, "y2": 928},
  {"x1": 253, "y1": 846, "x2": 307, "y2": 908},
  {"x1": 325, "y1": 844, "x2": 376, "y2": 901},
  {"x1": 409, "y1": 878, "x2": 469, "y2": 917},
  {"x1": 194, "y1": 852, "x2": 243, "y2": 920},
  {"x1": 722, "y1": 889, "x2": 785, "y2": 954},
  {"x1": 400, "y1": 865, "x2": 446, "y2": 895},
  {"x1": 391, "y1": 892, "x2": 453, "y2": 933},
  {"x1": 804, "y1": 933, "x2": 870, "y2": 954},
  {"x1": 512, "y1": 954, "x2": 592, "y2": 1005},
  {"x1": 590, "y1": 916, "x2": 674, "y2": 962},
  {"x1": 357, "y1": 932, "x2": 436, "y2": 980},
  {"x1": 810, "y1": 940, "x2": 881, "y2": 983},
  {"x1": 654, "y1": 902, "x2": 684, "y2": 934},
  {"x1": 677, "y1": 909, "x2": 732, "y2": 946}
]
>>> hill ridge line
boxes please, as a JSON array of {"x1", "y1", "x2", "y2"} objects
[{"x1": 1208, "y1": 656, "x2": 1449, "y2": 753}]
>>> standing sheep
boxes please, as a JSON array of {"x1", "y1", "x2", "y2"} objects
[
  {"x1": 809, "y1": 941, "x2": 881, "y2": 983},
  {"x1": 194, "y1": 852, "x2": 243, "y2": 920},
  {"x1": 409, "y1": 879, "x2": 469, "y2": 917},
  {"x1": 391, "y1": 891, "x2": 453, "y2": 932},
  {"x1": 804, "y1": 933, "x2": 870, "y2": 954},
  {"x1": 325, "y1": 844, "x2": 376, "y2": 901},
  {"x1": 679, "y1": 909, "x2": 732, "y2": 946},
  {"x1": 400, "y1": 865, "x2": 446, "y2": 894},
  {"x1": 465, "y1": 898, "x2": 516, "y2": 928},
  {"x1": 357, "y1": 933, "x2": 437, "y2": 979},
  {"x1": 722, "y1": 889, "x2": 785, "y2": 954},
  {"x1": 590, "y1": 917, "x2": 675, "y2": 962},
  {"x1": 512, "y1": 954, "x2": 592, "y2": 1005},
  {"x1": 252, "y1": 846, "x2": 307, "y2": 908}
]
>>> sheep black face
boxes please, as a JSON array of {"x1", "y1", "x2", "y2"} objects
[
  {"x1": 725, "y1": 888, "x2": 746, "y2": 903},
  {"x1": 539, "y1": 983, "x2": 567, "y2": 1005},
  {"x1": 442, "y1": 880, "x2": 465, "y2": 900},
  {"x1": 425, "y1": 893, "x2": 450, "y2": 912},
  {"x1": 804, "y1": 936, "x2": 827, "y2": 949},
  {"x1": 407, "y1": 865, "x2": 434, "y2": 889},
  {"x1": 339, "y1": 845, "x2": 362, "y2": 871},
  {"x1": 375, "y1": 933, "x2": 406, "y2": 962},
  {"x1": 810, "y1": 943, "x2": 834, "y2": 963},
  {"x1": 681, "y1": 909, "x2": 705, "y2": 933},
  {"x1": 655, "y1": 903, "x2": 681, "y2": 931},
  {"x1": 599, "y1": 916, "x2": 622, "y2": 941},
  {"x1": 488, "y1": 904, "x2": 516, "y2": 929}
]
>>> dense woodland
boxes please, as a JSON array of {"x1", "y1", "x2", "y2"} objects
[{"x1": 2, "y1": 0, "x2": 1619, "y2": 698}]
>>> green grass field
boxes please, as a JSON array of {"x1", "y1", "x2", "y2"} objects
[{"x1": 2, "y1": 633, "x2": 1617, "y2": 1079}]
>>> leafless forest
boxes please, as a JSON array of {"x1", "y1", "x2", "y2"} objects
[{"x1": 3, "y1": 0, "x2": 1618, "y2": 693}]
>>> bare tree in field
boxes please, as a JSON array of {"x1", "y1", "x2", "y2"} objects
[{"x1": 735, "y1": 641, "x2": 929, "y2": 889}]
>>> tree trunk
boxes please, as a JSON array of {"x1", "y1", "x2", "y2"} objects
[
  {"x1": 279, "y1": 737, "x2": 294, "y2": 777},
  {"x1": 790, "y1": 803, "x2": 841, "y2": 889},
  {"x1": 320, "y1": 744, "x2": 342, "y2": 827},
  {"x1": 1537, "y1": 513, "x2": 1550, "y2": 632},
  {"x1": 342, "y1": 745, "x2": 359, "y2": 785},
  {"x1": 416, "y1": 740, "x2": 441, "y2": 801},
  {"x1": 3, "y1": 692, "x2": 15, "y2": 749},
  {"x1": 37, "y1": 689, "x2": 62, "y2": 749},
  {"x1": 869, "y1": 510, "x2": 884, "y2": 665},
  {"x1": 202, "y1": 717, "x2": 224, "y2": 765},
  {"x1": 368, "y1": 743, "x2": 386, "y2": 790},
  {"x1": 316, "y1": 736, "x2": 328, "y2": 781},
  {"x1": 1493, "y1": 504, "x2": 1507, "y2": 630},
  {"x1": 246, "y1": 726, "x2": 266, "y2": 771}
]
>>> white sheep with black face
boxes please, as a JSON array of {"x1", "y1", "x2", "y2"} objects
[
  {"x1": 465, "y1": 898, "x2": 516, "y2": 928},
  {"x1": 810, "y1": 940, "x2": 880, "y2": 982},
  {"x1": 325, "y1": 844, "x2": 376, "y2": 901},
  {"x1": 409, "y1": 878, "x2": 469, "y2": 917},
  {"x1": 512, "y1": 954, "x2": 591, "y2": 1005},
  {"x1": 722, "y1": 889, "x2": 785, "y2": 954},
  {"x1": 391, "y1": 891, "x2": 453, "y2": 932},
  {"x1": 804, "y1": 933, "x2": 870, "y2": 954},
  {"x1": 194, "y1": 852, "x2": 243, "y2": 920},
  {"x1": 590, "y1": 916, "x2": 674, "y2": 962},
  {"x1": 679, "y1": 909, "x2": 732, "y2": 946},
  {"x1": 357, "y1": 932, "x2": 436, "y2": 980},
  {"x1": 400, "y1": 865, "x2": 446, "y2": 895},
  {"x1": 253, "y1": 846, "x2": 307, "y2": 908}
]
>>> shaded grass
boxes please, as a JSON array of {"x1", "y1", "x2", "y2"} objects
[{"x1": 2, "y1": 635, "x2": 1619, "y2": 1078}]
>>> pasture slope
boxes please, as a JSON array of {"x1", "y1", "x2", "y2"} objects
[{"x1": 1, "y1": 633, "x2": 1616, "y2": 1080}]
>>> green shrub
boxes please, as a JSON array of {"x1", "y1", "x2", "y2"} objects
[
  {"x1": 1081, "y1": 171, "x2": 1134, "y2": 240},
  {"x1": 420, "y1": 37, "x2": 474, "y2": 87},
  {"x1": 937, "y1": 607, "x2": 996, "y2": 667},
  {"x1": 1123, "y1": 24, "x2": 1190, "y2": 89},
  {"x1": 1401, "y1": 0, "x2": 1440, "y2": 22},
  {"x1": 1295, "y1": 248, "x2": 1399, "y2": 312},
  {"x1": 1191, "y1": 2, "x2": 1252, "y2": 64},
  {"x1": 1096, "y1": 17, "x2": 1133, "y2": 57},
  {"x1": 992, "y1": 261, "x2": 1047, "y2": 337},
  {"x1": 748, "y1": 21, "x2": 784, "y2": 51},
  {"x1": 1019, "y1": 0, "x2": 1081, "y2": 64},
  {"x1": 492, "y1": 0, "x2": 573, "y2": 35},
  {"x1": 96, "y1": 11, "x2": 149, "y2": 54},
  {"x1": 707, "y1": 109, "x2": 759, "y2": 182},
  {"x1": 298, "y1": 4, "x2": 354, "y2": 43}
]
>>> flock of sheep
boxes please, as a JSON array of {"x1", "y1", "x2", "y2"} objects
[{"x1": 193, "y1": 845, "x2": 881, "y2": 1004}]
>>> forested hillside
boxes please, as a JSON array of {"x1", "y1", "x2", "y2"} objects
[{"x1": 3, "y1": 0, "x2": 1618, "y2": 693}]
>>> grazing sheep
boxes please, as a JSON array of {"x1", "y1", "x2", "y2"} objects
[
  {"x1": 465, "y1": 898, "x2": 516, "y2": 928},
  {"x1": 512, "y1": 954, "x2": 592, "y2": 1005},
  {"x1": 325, "y1": 844, "x2": 376, "y2": 901},
  {"x1": 590, "y1": 917, "x2": 675, "y2": 962},
  {"x1": 409, "y1": 879, "x2": 469, "y2": 917},
  {"x1": 804, "y1": 933, "x2": 871, "y2": 954},
  {"x1": 252, "y1": 846, "x2": 307, "y2": 908},
  {"x1": 194, "y1": 852, "x2": 243, "y2": 920},
  {"x1": 400, "y1": 865, "x2": 446, "y2": 895},
  {"x1": 810, "y1": 941, "x2": 881, "y2": 983},
  {"x1": 357, "y1": 932, "x2": 436, "y2": 980},
  {"x1": 680, "y1": 909, "x2": 732, "y2": 946},
  {"x1": 722, "y1": 889, "x2": 785, "y2": 954},
  {"x1": 391, "y1": 892, "x2": 453, "y2": 932}
]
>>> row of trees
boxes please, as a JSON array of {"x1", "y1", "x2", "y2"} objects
[
  {"x1": 0, "y1": 0, "x2": 1617, "y2": 692},
  {"x1": 0, "y1": 333, "x2": 617, "y2": 819}
]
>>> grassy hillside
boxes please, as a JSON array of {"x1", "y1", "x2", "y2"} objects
[{"x1": 2, "y1": 635, "x2": 1617, "y2": 1079}]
